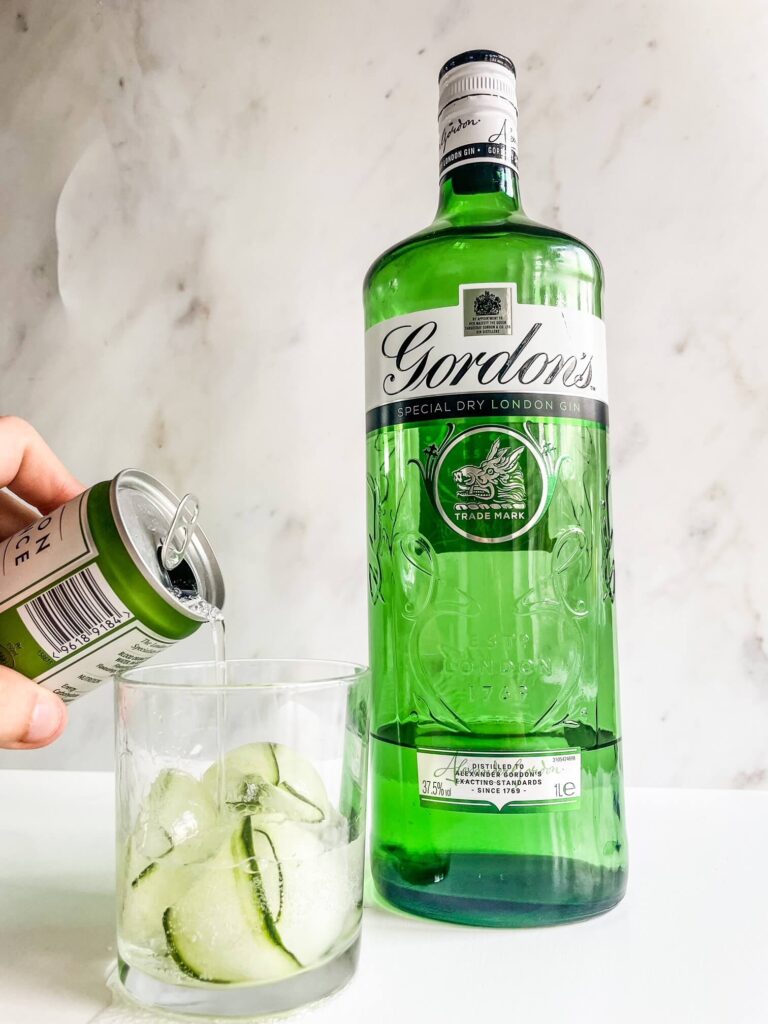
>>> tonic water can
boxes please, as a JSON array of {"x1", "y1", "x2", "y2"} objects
[{"x1": 0, "y1": 470, "x2": 224, "y2": 702}]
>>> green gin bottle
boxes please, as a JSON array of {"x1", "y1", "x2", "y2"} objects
[{"x1": 364, "y1": 49, "x2": 627, "y2": 927}]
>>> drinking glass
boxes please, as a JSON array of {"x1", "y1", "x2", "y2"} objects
[{"x1": 115, "y1": 659, "x2": 370, "y2": 1018}]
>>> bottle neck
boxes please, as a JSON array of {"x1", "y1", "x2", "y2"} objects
[
  {"x1": 436, "y1": 162, "x2": 523, "y2": 223},
  {"x1": 435, "y1": 64, "x2": 521, "y2": 225}
]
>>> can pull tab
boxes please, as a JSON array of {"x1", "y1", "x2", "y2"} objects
[{"x1": 161, "y1": 493, "x2": 200, "y2": 571}]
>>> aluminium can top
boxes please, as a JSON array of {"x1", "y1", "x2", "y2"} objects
[{"x1": 110, "y1": 469, "x2": 225, "y2": 622}]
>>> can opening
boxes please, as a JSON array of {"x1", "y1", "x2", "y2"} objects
[{"x1": 156, "y1": 546, "x2": 199, "y2": 598}]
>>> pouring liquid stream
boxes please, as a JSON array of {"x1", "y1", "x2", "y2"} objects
[
  {"x1": 210, "y1": 610, "x2": 228, "y2": 814},
  {"x1": 161, "y1": 497, "x2": 229, "y2": 813}
]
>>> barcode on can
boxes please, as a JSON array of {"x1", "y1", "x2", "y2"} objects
[{"x1": 18, "y1": 563, "x2": 133, "y2": 661}]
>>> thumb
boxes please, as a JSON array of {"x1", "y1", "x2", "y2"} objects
[{"x1": 0, "y1": 669, "x2": 67, "y2": 749}]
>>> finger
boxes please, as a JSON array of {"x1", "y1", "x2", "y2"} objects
[
  {"x1": 0, "y1": 669, "x2": 67, "y2": 749},
  {"x1": 0, "y1": 489, "x2": 40, "y2": 538},
  {"x1": 0, "y1": 416, "x2": 84, "y2": 514}
]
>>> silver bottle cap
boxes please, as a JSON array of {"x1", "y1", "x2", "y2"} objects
[{"x1": 438, "y1": 49, "x2": 517, "y2": 114}]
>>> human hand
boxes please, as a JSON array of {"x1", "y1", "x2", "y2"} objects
[{"x1": 0, "y1": 417, "x2": 84, "y2": 749}]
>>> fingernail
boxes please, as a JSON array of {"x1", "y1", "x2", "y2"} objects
[{"x1": 24, "y1": 691, "x2": 63, "y2": 743}]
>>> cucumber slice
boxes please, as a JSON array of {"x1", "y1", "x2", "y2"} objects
[
  {"x1": 121, "y1": 858, "x2": 201, "y2": 954},
  {"x1": 272, "y1": 745, "x2": 331, "y2": 820},
  {"x1": 163, "y1": 827, "x2": 299, "y2": 984},
  {"x1": 123, "y1": 837, "x2": 152, "y2": 890},
  {"x1": 203, "y1": 743, "x2": 331, "y2": 824},
  {"x1": 121, "y1": 822, "x2": 229, "y2": 956},
  {"x1": 243, "y1": 817, "x2": 351, "y2": 966}
]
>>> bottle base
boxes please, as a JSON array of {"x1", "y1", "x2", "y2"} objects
[{"x1": 372, "y1": 851, "x2": 627, "y2": 928}]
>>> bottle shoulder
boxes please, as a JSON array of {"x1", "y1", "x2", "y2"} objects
[
  {"x1": 364, "y1": 214, "x2": 604, "y2": 325},
  {"x1": 365, "y1": 214, "x2": 603, "y2": 287}
]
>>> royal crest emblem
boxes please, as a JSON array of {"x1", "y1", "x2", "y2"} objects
[{"x1": 473, "y1": 290, "x2": 502, "y2": 317}]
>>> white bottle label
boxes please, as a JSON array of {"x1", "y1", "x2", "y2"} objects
[
  {"x1": 417, "y1": 748, "x2": 581, "y2": 810},
  {"x1": 0, "y1": 492, "x2": 95, "y2": 613},
  {"x1": 0, "y1": 488, "x2": 174, "y2": 700},
  {"x1": 18, "y1": 562, "x2": 134, "y2": 661},
  {"x1": 41, "y1": 627, "x2": 174, "y2": 702},
  {"x1": 365, "y1": 285, "x2": 608, "y2": 432}
]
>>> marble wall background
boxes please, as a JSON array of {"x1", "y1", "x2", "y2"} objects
[{"x1": 0, "y1": 0, "x2": 766, "y2": 787}]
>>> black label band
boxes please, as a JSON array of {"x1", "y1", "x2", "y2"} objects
[
  {"x1": 366, "y1": 391, "x2": 608, "y2": 433},
  {"x1": 440, "y1": 141, "x2": 518, "y2": 176}
]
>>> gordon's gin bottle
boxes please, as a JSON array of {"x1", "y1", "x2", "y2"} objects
[{"x1": 364, "y1": 49, "x2": 627, "y2": 926}]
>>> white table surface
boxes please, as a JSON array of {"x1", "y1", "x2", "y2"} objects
[{"x1": 0, "y1": 770, "x2": 765, "y2": 1024}]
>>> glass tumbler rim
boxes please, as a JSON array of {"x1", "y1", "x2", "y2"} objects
[{"x1": 116, "y1": 657, "x2": 369, "y2": 694}]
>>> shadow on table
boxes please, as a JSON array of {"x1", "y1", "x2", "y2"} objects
[{"x1": 1, "y1": 879, "x2": 116, "y2": 1008}]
